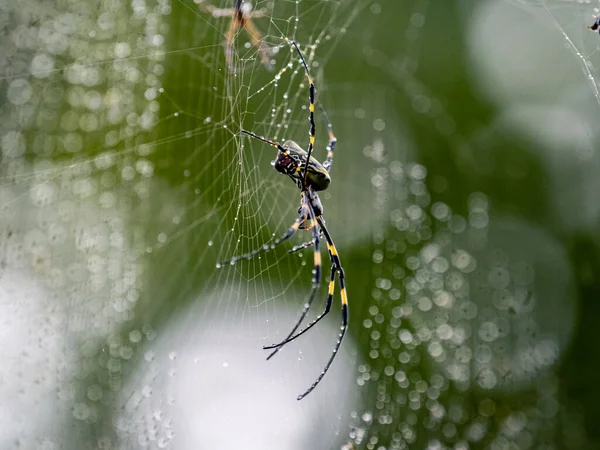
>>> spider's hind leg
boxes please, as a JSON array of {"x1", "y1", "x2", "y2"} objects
[
  {"x1": 265, "y1": 196, "x2": 322, "y2": 360},
  {"x1": 296, "y1": 215, "x2": 348, "y2": 400}
]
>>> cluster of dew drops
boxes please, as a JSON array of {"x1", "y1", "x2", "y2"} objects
[
  {"x1": 344, "y1": 148, "x2": 565, "y2": 448},
  {"x1": 0, "y1": 0, "x2": 178, "y2": 449}
]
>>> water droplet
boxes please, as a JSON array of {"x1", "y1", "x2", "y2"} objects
[{"x1": 7, "y1": 79, "x2": 32, "y2": 105}]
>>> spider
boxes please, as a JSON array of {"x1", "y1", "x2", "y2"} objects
[
  {"x1": 217, "y1": 40, "x2": 347, "y2": 400},
  {"x1": 196, "y1": 0, "x2": 273, "y2": 72}
]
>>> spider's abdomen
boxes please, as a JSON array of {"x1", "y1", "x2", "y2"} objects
[{"x1": 304, "y1": 160, "x2": 331, "y2": 191}]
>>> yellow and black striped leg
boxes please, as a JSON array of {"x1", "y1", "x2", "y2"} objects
[
  {"x1": 318, "y1": 104, "x2": 337, "y2": 173},
  {"x1": 296, "y1": 215, "x2": 348, "y2": 400},
  {"x1": 262, "y1": 214, "x2": 348, "y2": 399},
  {"x1": 217, "y1": 195, "x2": 308, "y2": 267},
  {"x1": 265, "y1": 202, "x2": 321, "y2": 360},
  {"x1": 288, "y1": 40, "x2": 316, "y2": 187},
  {"x1": 262, "y1": 216, "x2": 340, "y2": 349}
]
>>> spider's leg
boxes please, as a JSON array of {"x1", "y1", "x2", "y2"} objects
[
  {"x1": 296, "y1": 215, "x2": 348, "y2": 400},
  {"x1": 210, "y1": 7, "x2": 237, "y2": 17},
  {"x1": 298, "y1": 219, "x2": 314, "y2": 230},
  {"x1": 263, "y1": 212, "x2": 348, "y2": 400},
  {"x1": 317, "y1": 103, "x2": 337, "y2": 173},
  {"x1": 247, "y1": 7, "x2": 269, "y2": 18},
  {"x1": 198, "y1": 1, "x2": 272, "y2": 71},
  {"x1": 288, "y1": 226, "x2": 324, "y2": 253},
  {"x1": 288, "y1": 236, "x2": 319, "y2": 254},
  {"x1": 262, "y1": 233, "x2": 335, "y2": 349},
  {"x1": 261, "y1": 215, "x2": 345, "y2": 352},
  {"x1": 217, "y1": 196, "x2": 308, "y2": 267},
  {"x1": 241, "y1": 129, "x2": 287, "y2": 152},
  {"x1": 265, "y1": 199, "x2": 321, "y2": 360},
  {"x1": 288, "y1": 40, "x2": 316, "y2": 188},
  {"x1": 242, "y1": 17, "x2": 273, "y2": 70},
  {"x1": 223, "y1": 13, "x2": 241, "y2": 72},
  {"x1": 197, "y1": 4, "x2": 236, "y2": 18}
]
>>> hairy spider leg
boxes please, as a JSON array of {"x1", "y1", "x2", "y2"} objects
[
  {"x1": 217, "y1": 198, "x2": 309, "y2": 267},
  {"x1": 288, "y1": 40, "x2": 316, "y2": 189},
  {"x1": 266, "y1": 198, "x2": 322, "y2": 360}
]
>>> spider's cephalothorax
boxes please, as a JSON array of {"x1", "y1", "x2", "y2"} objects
[
  {"x1": 218, "y1": 40, "x2": 346, "y2": 401},
  {"x1": 275, "y1": 140, "x2": 331, "y2": 191}
]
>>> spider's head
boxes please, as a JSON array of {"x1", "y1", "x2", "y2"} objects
[
  {"x1": 273, "y1": 148, "x2": 298, "y2": 176},
  {"x1": 273, "y1": 140, "x2": 304, "y2": 177}
]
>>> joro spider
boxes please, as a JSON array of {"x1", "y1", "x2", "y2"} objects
[{"x1": 217, "y1": 40, "x2": 348, "y2": 400}]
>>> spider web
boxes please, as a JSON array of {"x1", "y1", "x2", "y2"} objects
[{"x1": 1, "y1": 0, "x2": 598, "y2": 449}]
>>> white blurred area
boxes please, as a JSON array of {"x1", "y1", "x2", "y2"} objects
[
  {"x1": 447, "y1": 214, "x2": 576, "y2": 392},
  {"x1": 466, "y1": 0, "x2": 600, "y2": 230},
  {"x1": 0, "y1": 268, "x2": 72, "y2": 447},
  {"x1": 0, "y1": 164, "x2": 360, "y2": 448},
  {"x1": 116, "y1": 287, "x2": 358, "y2": 449},
  {"x1": 0, "y1": 163, "x2": 151, "y2": 448}
]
